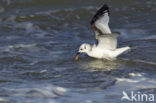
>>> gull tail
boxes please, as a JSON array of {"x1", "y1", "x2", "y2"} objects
[{"x1": 112, "y1": 46, "x2": 131, "y2": 57}]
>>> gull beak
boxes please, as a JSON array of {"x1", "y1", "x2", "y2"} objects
[{"x1": 75, "y1": 52, "x2": 80, "y2": 61}]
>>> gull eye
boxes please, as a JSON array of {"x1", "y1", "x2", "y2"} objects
[{"x1": 80, "y1": 48, "x2": 83, "y2": 50}]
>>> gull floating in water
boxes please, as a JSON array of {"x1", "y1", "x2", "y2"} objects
[{"x1": 75, "y1": 4, "x2": 131, "y2": 60}]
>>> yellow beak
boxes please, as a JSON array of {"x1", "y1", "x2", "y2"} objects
[{"x1": 75, "y1": 52, "x2": 80, "y2": 61}]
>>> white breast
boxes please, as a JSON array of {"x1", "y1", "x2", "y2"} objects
[{"x1": 87, "y1": 47, "x2": 112, "y2": 59}]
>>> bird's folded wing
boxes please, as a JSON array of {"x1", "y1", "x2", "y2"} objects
[
  {"x1": 90, "y1": 4, "x2": 111, "y2": 39},
  {"x1": 97, "y1": 33, "x2": 119, "y2": 50}
]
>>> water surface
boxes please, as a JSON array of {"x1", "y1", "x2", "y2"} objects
[{"x1": 0, "y1": 0, "x2": 156, "y2": 103}]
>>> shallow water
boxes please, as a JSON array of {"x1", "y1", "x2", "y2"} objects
[{"x1": 0, "y1": 0, "x2": 156, "y2": 103}]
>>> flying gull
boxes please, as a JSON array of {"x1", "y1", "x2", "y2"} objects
[{"x1": 75, "y1": 4, "x2": 131, "y2": 60}]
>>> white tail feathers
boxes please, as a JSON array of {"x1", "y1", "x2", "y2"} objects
[{"x1": 111, "y1": 46, "x2": 131, "y2": 58}]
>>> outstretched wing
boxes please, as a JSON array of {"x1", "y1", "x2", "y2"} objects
[
  {"x1": 97, "y1": 33, "x2": 119, "y2": 50},
  {"x1": 91, "y1": 4, "x2": 111, "y2": 39}
]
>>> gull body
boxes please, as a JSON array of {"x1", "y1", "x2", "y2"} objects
[
  {"x1": 88, "y1": 46, "x2": 130, "y2": 60},
  {"x1": 78, "y1": 43, "x2": 130, "y2": 60},
  {"x1": 75, "y1": 4, "x2": 131, "y2": 60}
]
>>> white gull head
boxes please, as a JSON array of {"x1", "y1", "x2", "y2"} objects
[
  {"x1": 75, "y1": 43, "x2": 92, "y2": 60},
  {"x1": 78, "y1": 43, "x2": 92, "y2": 53}
]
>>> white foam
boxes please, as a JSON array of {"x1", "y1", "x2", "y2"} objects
[
  {"x1": 0, "y1": 97, "x2": 5, "y2": 102},
  {"x1": 40, "y1": 69, "x2": 47, "y2": 73},
  {"x1": 7, "y1": 43, "x2": 46, "y2": 53},
  {"x1": 128, "y1": 73, "x2": 143, "y2": 77},
  {"x1": 115, "y1": 73, "x2": 156, "y2": 90},
  {"x1": 116, "y1": 78, "x2": 141, "y2": 83},
  {"x1": 5, "y1": 84, "x2": 68, "y2": 98},
  {"x1": 14, "y1": 22, "x2": 39, "y2": 32},
  {"x1": 9, "y1": 44, "x2": 36, "y2": 49}
]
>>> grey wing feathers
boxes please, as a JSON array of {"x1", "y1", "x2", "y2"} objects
[{"x1": 97, "y1": 33, "x2": 120, "y2": 50}]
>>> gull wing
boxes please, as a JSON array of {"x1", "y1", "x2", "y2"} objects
[
  {"x1": 97, "y1": 33, "x2": 119, "y2": 50},
  {"x1": 91, "y1": 4, "x2": 111, "y2": 39}
]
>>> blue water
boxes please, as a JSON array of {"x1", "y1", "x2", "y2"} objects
[{"x1": 0, "y1": 0, "x2": 156, "y2": 103}]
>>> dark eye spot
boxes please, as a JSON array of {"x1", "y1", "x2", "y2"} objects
[{"x1": 80, "y1": 48, "x2": 83, "y2": 50}]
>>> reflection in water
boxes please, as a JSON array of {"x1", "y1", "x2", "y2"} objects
[
  {"x1": 80, "y1": 59, "x2": 122, "y2": 71},
  {"x1": 79, "y1": 57, "x2": 156, "y2": 71}
]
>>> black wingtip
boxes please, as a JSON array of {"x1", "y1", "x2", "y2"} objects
[
  {"x1": 91, "y1": 4, "x2": 110, "y2": 25},
  {"x1": 101, "y1": 4, "x2": 109, "y2": 12},
  {"x1": 97, "y1": 4, "x2": 110, "y2": 14}
]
